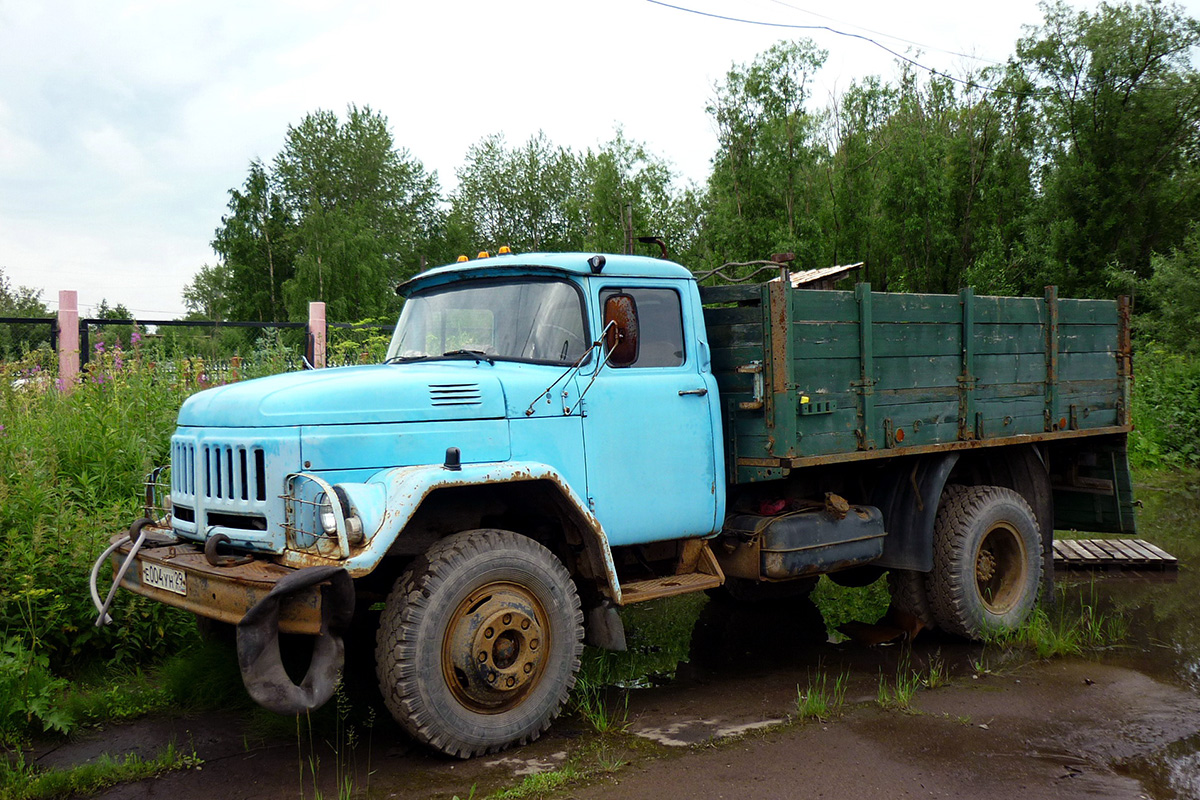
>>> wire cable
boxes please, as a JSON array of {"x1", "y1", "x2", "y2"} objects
[
  {"x1": 643, "y1": 0, "x2": 1028, "y2": 97},
  {"x1": 763, "y1": 0, "x2": 1005, "y2": 65}
]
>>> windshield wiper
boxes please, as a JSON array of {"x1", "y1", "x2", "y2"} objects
[
  {"x1": 383, "y1": 354, "x2": 432, "y2": 364},
  {"x1": 440, "y1": 349, "x2": 495, "y2": 365}
]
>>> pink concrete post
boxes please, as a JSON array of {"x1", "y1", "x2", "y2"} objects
[
  {"x1": 308, "y1": 301, "x2": 326, "y2": 368},
  {"x1": 57, "y1": 290, "x2": 79, "y2": 390}
]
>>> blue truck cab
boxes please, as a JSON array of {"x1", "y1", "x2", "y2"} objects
[{"x1": 94, "y1": 250, "x2": 1136, "y2": 758}]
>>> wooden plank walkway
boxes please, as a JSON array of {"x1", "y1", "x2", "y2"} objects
[{"x1": 1053, "y1": 538, "x2": 1177, "y2": 571}]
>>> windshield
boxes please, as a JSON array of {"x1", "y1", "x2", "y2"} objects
[{"x1": 387, "y1": 278, "x2": 589, "y2": 365}]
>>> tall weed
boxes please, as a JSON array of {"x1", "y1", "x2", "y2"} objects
[
  {"x1": 0, "y1": 335, "x2": 302, "y2": 676},
  {"x1": 1130, "y1": 345, "x2": 1200, "y2": 469}
]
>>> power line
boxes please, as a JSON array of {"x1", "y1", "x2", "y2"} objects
[
  {"x1": 763, "y1": 0, "x2": 1005, "y2": 65},
  {"x1": 643, "y1": 0, "x2": 1026, "y2": 97}
]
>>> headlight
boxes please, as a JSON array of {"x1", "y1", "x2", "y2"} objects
[{"x1": 317, "y1": 493, "x2": 338, "y2": 535}]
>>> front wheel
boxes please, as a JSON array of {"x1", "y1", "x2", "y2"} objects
[
  {"x1": 926, "y1": 485, "x2": 1042, "y2": 639},
  {"x1": 375, "y1": 530, "x2": 583, "y2": 758}
]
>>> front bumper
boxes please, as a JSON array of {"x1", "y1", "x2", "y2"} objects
[{"x1": 108, "y1": 526, "x2": 325, "y2": 635}]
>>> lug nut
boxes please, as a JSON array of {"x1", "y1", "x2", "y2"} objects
[
  {"x1": 503, "y1": 613, "x2": 512, "y2": 625},
  {"x1": 523, "y1": 663, "x2": 532, "y2": 674},
  {"x1": 484, "y1": 627, "x2": 494, "y2": 639},
  {"x1": 521, "y1": 619, "x2": 530, "y2": 630},
  {"x1": 530, "y1": 639, "x2": 539, "y2": 650},
  {"x1": 478, "y1": 651, "x2": 487, "y2": 662},
  {"x1": 506, "y1": 676, "x2": 516, "y2": 687}
]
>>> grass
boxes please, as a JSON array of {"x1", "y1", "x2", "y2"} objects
[
  {"x1": 571, "y1": 675, "x2": 630, "y2": 735},
  {"x1": 487, "y1": 764, "x2": 582, "y2": 800},
  {"x1": 875, "y1": 657, "x2": 920, "y2": 712},
  {"x1": 983, "y1": 587, "x2": 1129, "y2": 660},
  {"x1": 795, "y1": 668, "x2": 849, "y2": 722},
  {"x1": 920, "y1": 650, "x2": 947, "y2": 690},
  {"x1": 0, "y1": 739, "x2": 201, "y2": 800}
]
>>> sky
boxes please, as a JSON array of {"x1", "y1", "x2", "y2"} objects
[{"x1": 2, "y1": 0, "x2": 1194, "y2": 320}]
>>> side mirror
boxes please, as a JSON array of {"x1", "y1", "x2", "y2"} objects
[{"x1": 603, "y1": 293, "x2": 639, "y2": 368}]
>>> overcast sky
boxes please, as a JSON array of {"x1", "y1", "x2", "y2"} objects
[{"x1": 3, "y1": 0, "x2": 1194, "y2": 319}]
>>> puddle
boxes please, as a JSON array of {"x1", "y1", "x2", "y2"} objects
[
  {"x1": 600, "y1": 473, "x2": 1200, "y2": 798},
  {"x1": 1056, "y1": 473, "x2": 1200, "y2": 796}
]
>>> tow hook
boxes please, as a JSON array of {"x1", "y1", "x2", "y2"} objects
[{"x1": 236, "y1": 565, "x2": 355, "y2": 714}]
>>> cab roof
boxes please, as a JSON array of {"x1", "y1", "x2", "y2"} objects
[{"x1": 397, "y1": 252, "x2": 695, "y2": 295}]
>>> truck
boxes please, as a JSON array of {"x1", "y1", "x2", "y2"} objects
[{"x1": 91, "y1": 251, "x2": 1137, "y2": 758}]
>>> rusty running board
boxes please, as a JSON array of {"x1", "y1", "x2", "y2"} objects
[{"x1": 619, "y1": 540, "x2": 724, "y2": 604}]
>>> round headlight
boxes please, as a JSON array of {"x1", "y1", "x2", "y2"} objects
[{"x1": 317, "y1": 493, "x2": 338, "y2": 535}]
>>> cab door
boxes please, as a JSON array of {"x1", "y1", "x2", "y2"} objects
[{"x1": 580, "y1": 283, "x2": 720, "y2": 546}]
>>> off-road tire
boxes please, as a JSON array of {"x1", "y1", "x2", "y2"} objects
[
  {"x1": 926, "y1": 485, "x2": 1042, "y2": 639},
  {"x1": 887, "y1": 569, "x2": 936, "y2": 630},
  {"x1": 375, "y1": 530, "x2": 584, "y2": 758}
]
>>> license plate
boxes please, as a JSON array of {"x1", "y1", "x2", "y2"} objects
[{"x1": 141, "y1": 562, "x2": 187, "y2": 596}]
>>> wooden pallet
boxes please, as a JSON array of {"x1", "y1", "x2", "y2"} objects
[{"x1": 1053, "y1": 538, "x2": 1177, "y2": 570}]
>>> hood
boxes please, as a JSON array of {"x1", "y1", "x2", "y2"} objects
[{"x1": 178, "y1": 363, "x2": 507, "y2": 427}]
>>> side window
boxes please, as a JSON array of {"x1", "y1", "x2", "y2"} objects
[{"x1": 600, "y1": 287, "x2": 685, "y2": 368}]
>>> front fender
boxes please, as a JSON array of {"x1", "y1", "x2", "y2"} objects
[{"x1": 302, "y1": 461, "x2": 622, "y2": 603}]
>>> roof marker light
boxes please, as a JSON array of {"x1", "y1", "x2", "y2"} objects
[
  {"x1": 498, "y1": 246, "x2": 512, "y2": 255},
  {"x1": 478, "y1": 251, "x2": 490, "y2": 259},
  {"x1": 588, "y1": 255, "x2": 606, "y2": 274},
  {"x1": 456, "y1": 255, "x2": 469, "y2": 262}
]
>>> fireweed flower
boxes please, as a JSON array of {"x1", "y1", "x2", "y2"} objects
[{"x1": 94, "y1": 341, "x2": 105, "y2": 354}]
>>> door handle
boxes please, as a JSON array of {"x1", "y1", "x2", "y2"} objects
[{"x1": 679, "y1": 388, "x2": 708, "y2": 397}]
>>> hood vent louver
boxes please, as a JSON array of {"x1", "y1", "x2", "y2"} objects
[{"x1": 429, "y1": 383, "x2": 483, "y2": 407}]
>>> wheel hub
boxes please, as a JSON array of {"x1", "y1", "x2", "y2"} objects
[
  {"x1": 443, "y1": 582, "x2": 547, "y2": 712},
  {"x1": 975, "y1": 522, "x2": 1027, "y2": 614}
]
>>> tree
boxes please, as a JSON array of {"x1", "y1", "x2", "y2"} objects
[
  {"x1": 182, "y1": 263, "x2": 234, "y2": 320},
  {"x1": 580, "y1": 129, "x2": 699, "y2": 259},
  {"x1": 450, "y1": 132, "x2": 583, "y2": 254},
  {"x1": 211, "y1": 160, "x2": 294, "y2": 324},
  {"x1": 1015, "y1": 0, "x2": 1200, "y2": 296},
  {"x1": 705, "y1": 40, "x2": 829, "y2": 270},
  {"x1": 275, "y1": 105, "x2": 442, "y2": 321},
  {"x1": 0, "y1": 268, "x2": 51, "y2": 358},
  {"x1": 201, "y1": 105, "x2": 443, "y2": 328}
]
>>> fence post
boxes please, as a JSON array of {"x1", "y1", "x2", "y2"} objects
[
  {"x1": 308, "y1": 302, "x2": 326, "y2": 369},
  {"x1": 57, "y1": 290, "x2": 79, "y2": 390}
]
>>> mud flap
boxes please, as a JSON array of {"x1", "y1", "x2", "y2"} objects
[{"x1": 236, "y1": 565, "x2": 354, "y2": 715}]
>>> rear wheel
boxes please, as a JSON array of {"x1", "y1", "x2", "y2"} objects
[
  {"x1": 375, "y1": 530, "x2": 583, "y2": 758},
  {"x1": 926, "y1": 485, "x2": 1042, "y2": 638},
  {"x1": 887, "y1": 569, "x2": 935, "y2": 631}
]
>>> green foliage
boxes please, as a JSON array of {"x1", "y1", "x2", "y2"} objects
[
  {"x1": 0, "y1": 638, "x2": 72, "y2": 743},
  {"x1": 0, "y1": 270, "x2": 51, "y2": 358},
  {"x1": 1016, "y1": 0, "x2": 1200, "y2": 296},
  {"x1": 1130, "y1": 345, "x2": 1200, "y2": 469},
  {"x1": 810, "y1": 574, "x2": 891, "y2": 637},
  {"x1": 201, "y1": 105, "x2": 443, "y2": 333},
  {"x1": 1139, "y1": 225, "x2": 1200, "y2": 354},
  {"x1": 0, "y1": 740, "x2": 201, "y2": 800},
  {"x1": 0, "y1": 344, "x2": 197, "y2": 673},
  {"x1": 577, "y1": 593, "x2": 707, "y2": 690}
]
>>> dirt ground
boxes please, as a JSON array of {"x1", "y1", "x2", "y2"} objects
[{"x1": 34, "y1": 638, "x2": 1197, "y2": 800}]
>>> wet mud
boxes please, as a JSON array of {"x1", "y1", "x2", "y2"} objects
[{"x1": 33, "y1": 474, "x2": 1200, "y2": 798}]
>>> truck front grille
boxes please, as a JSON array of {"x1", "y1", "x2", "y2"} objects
[
  {"x1": 171, "y1": 436, "x2": 272, "y2": 535},
  {"x1": 201, "y1": 444, "x2": 267, "y2": 502}
]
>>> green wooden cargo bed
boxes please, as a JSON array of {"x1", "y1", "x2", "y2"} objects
[{"x1": 701, "y1": 280, "x2": 1133, "y2": 489}]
